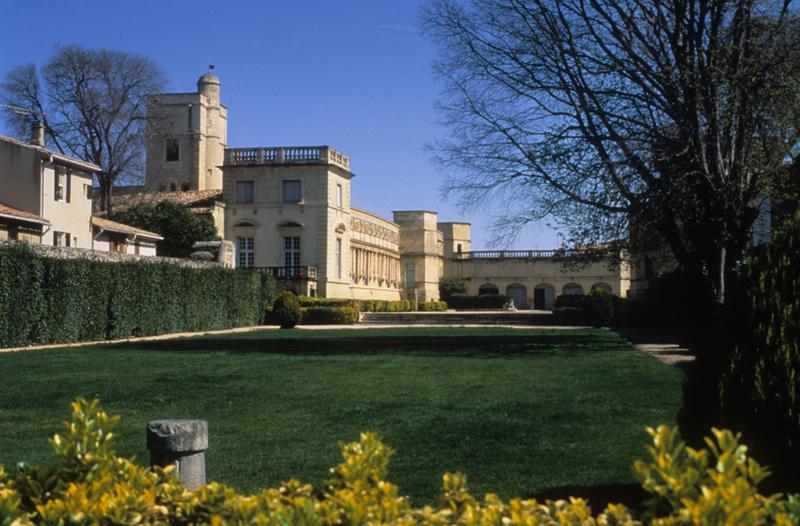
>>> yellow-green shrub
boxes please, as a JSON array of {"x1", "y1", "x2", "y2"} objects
[{"x1": 2, "y1": 399, "x2": 798, "y2": 525}]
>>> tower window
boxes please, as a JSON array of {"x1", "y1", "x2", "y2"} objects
[
  {"x1": 166, "y1": 138, "x2": 179, "y2": 161},
  {"x1": 336, "y1": 184, "x2": 342, "y2": 207}
]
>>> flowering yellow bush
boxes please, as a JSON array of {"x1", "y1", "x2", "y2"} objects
[{"x1": 0, "y1": 398, "x2": 798, "y2": 525}]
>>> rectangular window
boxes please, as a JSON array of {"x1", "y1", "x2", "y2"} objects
[
  {"x1": 457, "y1": 243, "x2": 462, "y2": 253},
  {"x1": 53, "y1": 231, "x2": 70, "y2": 247},
  {"x1": 166, "y1": 138, "x2": 180, "y2": 161},
  {"x1": 283, "y1": 236, "x2": 300, "y2": 275},
  {"x1": 236, "y1": 180, "x2": 255, "y2": 204},
  {"x1": 336, "y1": 184, "x2": 343, "y2": 207},
  {"x1": 405, "y1": 263, "x2": 416, "y2": 289},
  {"x1": 54, "y1": 166, "x2": 66, "y2": 201},
  {"x1": 237, "y1": 237, "x2": 254, "y2": 268},
  {"x1": 282, "y1": 180, "x2": 301, "y2": 204},
  {"x1": 335, "y1": 238, "x2": 342, "y2": 279},
  {"x1": 83, "y1": 184, "x2": 91, "y2": 199}
]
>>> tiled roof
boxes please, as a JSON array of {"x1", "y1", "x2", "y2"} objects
[
  {"x1": 91, "y1": 216, "x2": 163, "y2": 240},
  {"x1": 0, "y1": 203, "x2": 50, "y2": 225},
  {"x1": 111, "y1": 190, "x2": 223, "y2": 211}
]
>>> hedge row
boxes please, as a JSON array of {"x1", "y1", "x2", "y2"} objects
[
  {"x1": 301, "y1": 306, "x2": 360, "y2": 325},
  {"x1": 296, "y1": 296, "x2": 447, "y2": 313},
  {"x1": 2, "y1": 398, "x2": 797, "y2": 525},
  {"x1": 0, "y1": 244, "x2": 276, "y2": 347},
  {"x1": 446, "y1": 293, "x2": 510, "y2": 310}
]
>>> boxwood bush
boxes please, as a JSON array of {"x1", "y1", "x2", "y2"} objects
[
  {"x1": 272, "y1": 291, "x2": 302, "y2": 329},
  {"x1": 0, "y1": 244, "x2": 275, "y2": 347},
  {"x1": 1, "y1": 398, "x2": 797, "y2": 525},
  {"x1": 296, "y1": 297, "x2": 447, "y2": 313}
]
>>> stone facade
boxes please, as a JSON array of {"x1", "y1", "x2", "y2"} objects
[
  {"x1": 136, "y1": 69, "x2": 633, "y2": 306},
  {"x1": 145, "y1": 68, "x2": 228, "y2": 192}
]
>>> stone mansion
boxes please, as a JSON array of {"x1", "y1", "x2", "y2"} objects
[{"x1": 134, "y1": 69, "x2": 633, "y2": 308}]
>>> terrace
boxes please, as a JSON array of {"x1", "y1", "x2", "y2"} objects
[{"x1": 224, "y1": 146, "x2": 350, "y2": 172}]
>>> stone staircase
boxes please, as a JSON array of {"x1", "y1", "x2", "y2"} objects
[{"x1": 359, "y1": 310, "x2": 554, "y2": 326}]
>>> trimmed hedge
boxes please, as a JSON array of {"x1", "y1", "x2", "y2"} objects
[
  {"x1": 446, "y1": 293, "x2": 509, "y2": 310},
  {"x1": 552, "y1": 290, "x2": 614, "y2": 327},
  {"x1": 2, "y1": 398, "x2": 798, "y2": 525},
  {"x1": 301, "y1": 306, "x2": 359, "y2": 325},
  {"x1": 296, "y1": 297, "x2": 448, "y2": 313},
  {"x1": 0, "y1": 244, "x2": 276, "y2": 347},
  {"x1": 273, "y1": 291, "x2": 302, "y2": 329}
]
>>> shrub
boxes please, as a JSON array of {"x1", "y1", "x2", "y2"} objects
[
  {"x1": 301, "y1": 306, "x2": 359, "y2": 325},
  {"x1": 447, "y1": 293, "x2": 510, "y2": 310},
  {"x1": 1, "y1": 398, "x2": 798, "y2": 525},
  {"x1": 296, "y1": 297, "x2": 446, "y2": 313},
  {"x1": 272, "y1": 291, "x2": 302, "y2": 329},
  {"x1": 0, "y1": 244, "x2": 275, "y2": 347},
  {"x1": 439, "y1": 277, "x2": 466, "y2": 301}
]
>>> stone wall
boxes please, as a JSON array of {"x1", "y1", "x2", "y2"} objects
[{"x1": 1, "y1": 241, "x2": 220, "y2": 269}]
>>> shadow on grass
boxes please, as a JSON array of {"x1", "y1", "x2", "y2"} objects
[{"x1": 110, "y1": 332, "x2": 633, "y2": 359}]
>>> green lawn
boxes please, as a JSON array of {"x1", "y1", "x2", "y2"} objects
[{"x1": 0, "y1": 328, "x2": 683, "y2": 504}]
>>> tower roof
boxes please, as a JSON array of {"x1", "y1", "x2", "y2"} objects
[{"x1": 197, "y1": 66, "x2": 220, "y2": 86}]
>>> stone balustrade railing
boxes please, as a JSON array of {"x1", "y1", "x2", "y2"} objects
[
  {"x1": 225, "y1": 146, "x2": 350, "y2": 171},
  {"x1": 454, "y1": 249, "x2": 566, "y2": 260}
]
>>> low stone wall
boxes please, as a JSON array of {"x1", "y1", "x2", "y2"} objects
[{"x1": 0, "y1": 241, "x2": 220, "y2": 269}]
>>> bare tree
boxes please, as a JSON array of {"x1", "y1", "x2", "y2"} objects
[
  {"x1": 1, "y1": 45, "x2": 166, "y2": 212},
  {"x1": 422, "y1": 0, "x2": 800, "y2": 304}
]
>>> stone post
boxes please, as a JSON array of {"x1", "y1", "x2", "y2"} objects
[{"x1": 146, "y1": 419, "x2": 208, "y2": 489}]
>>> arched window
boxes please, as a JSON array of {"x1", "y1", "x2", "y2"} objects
[
  {"x1": 533, "y1": 283, "x2": 556, "y2": 310},
  {"x1": 506, "y1": 283, "x2": 528, "y2": 309},
  {"x1": 562, "y1": 282, "x2": 584, "y2": 295},
  {"x1": 169, "y1": 182, "x2": 177, "y2": 191},
  {"x1": 478, "y1": 283, "x2": 499, "y2": 295}
]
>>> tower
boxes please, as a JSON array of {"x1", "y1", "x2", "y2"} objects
[{"x1": 145, "y1": 66, "x2": 228, "y2": 192}]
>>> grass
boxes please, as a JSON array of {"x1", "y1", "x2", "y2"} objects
[{"x1": 0, "y1": 328, "x2": 683, "y2": 505}]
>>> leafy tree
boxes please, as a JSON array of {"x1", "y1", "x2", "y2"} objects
[
  {"x1": 109, "y1": 201, "x2": 218, "y2": 258},
  {"x1": 1, "y1": 44, "x2": 166, "y2": 212},
  {"x1": 422, "y1": 0, "x2": 800, "y2": 304}
]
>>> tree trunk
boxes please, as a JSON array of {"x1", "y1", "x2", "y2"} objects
[{"x1": 100, "y1": 178, "x2": 113, "y2": 214}]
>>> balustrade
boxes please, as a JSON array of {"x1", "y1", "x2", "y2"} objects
[{"x1": 225, "y1": 146, "x2": 350, "y2": 171}]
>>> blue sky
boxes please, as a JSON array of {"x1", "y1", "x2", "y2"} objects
[{"x1": 0, "y1": 0, "x2": 560, "y2": 249}]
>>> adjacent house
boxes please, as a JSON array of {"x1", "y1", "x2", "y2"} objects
[
  {"x1": 0, "y1": 122, "x2": 164, "y2": 258},
  {"x1": 0, "y1": 202, "x2": 49, "y2": 242},
  {"x1": 91, "y1": 216, "x2": 163, "y2": 256},
  {"x1": 0, "y1": 124, "x2": 98, "y2": 248}
]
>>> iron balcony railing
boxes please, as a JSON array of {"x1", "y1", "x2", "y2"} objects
[{"x1": 253, "y1": 266, "x2": 318, "y2": 280}]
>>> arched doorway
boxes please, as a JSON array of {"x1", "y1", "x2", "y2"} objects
[
  {"x1": 479, "y1": 283, "x2": 499, "y2": 295},
  {"x1": 506, "y1": 283, "x2": 528, "y2": 309},
  {"x1": 533, "y1": 283, "x2": 556, "y2": 310},
  {"x1": 562, "y1": 282, "x2": 584, "y2": 296},
  {"x1": 591, "y1": 282, "x2": 613, "y2": 295}
]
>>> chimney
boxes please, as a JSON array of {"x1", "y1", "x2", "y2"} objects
[{"x1": 30, "y1": 120, "x2": 45, "y2": 147}]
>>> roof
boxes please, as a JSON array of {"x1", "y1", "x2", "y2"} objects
[
  {"x1": 0, "y1": 135, "x2": 101, "y2": 173},
  {"x1": 0, "y1": 203, "x2": 50, "y2": 225},
  {"x1": 111, "y1": 190, "x2": 223, "y2": 212},
  {"x1": 91, "y1": 216, "x2": 163, "y2": 241}
]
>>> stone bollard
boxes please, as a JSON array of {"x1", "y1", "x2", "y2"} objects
[{"x1": 146, "y1": 419, "x2": 208, "y2": 489}]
